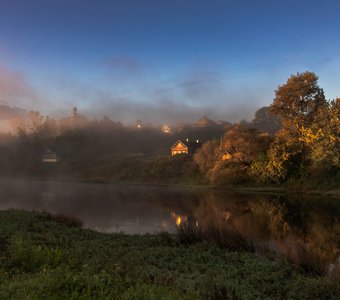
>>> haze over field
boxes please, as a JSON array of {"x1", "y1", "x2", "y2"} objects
[{"x1": 0, "y1": 0, "x2": 339, "y2": 124}]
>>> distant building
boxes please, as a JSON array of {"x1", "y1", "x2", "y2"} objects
[
  {"x1": 161, "y1": 125, "x2": 172, "y2": 134},
  {"x1": 42, "y1": 149, "x2": 58, "y2": 163},
  {"x1": 136, "y1": 119, "x2": 143, "y2": 129},
  {"x1": 171, "y1": 139, "x2": 202, "y2": 156},
  {"x1": 171, "y1": 140, "x2": 188, "y2": 156}
]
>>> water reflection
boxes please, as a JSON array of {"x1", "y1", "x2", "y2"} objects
[{"x1": 0, "y1": 178, "x2": 339, "y2": 274}]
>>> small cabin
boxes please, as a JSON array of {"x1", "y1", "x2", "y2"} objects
[
  {"x1": 171, "y1": 140, "x2": 188, "y2": 156},
  {"x1": 161, "y1": 125, "x2": 172, "y2": 134},
  {"x1": 42, "y1": 149, "x2": 58, "y2": 163},
  {"x1": 171, "y1": 139, "x2": 202, "y2": 156}
]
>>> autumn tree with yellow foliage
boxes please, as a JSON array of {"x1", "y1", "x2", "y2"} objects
[
  {"x1": 194, "y1": 125, "x2": 272, "y2": 185},
  {"x1": 303, "y1": 98, "x2": 340, "y2": 169},
  {"x1": 195, "y1": 71, "x2": 339, "y2": 188},
  {"x1": 267, "y1": 72, "x2": 339, "y2": 184}
]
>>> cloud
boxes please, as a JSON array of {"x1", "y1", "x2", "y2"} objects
[
  {"x1": 78, "y1": 70, "x2": 264, "y2": 125},
  {"x1": 0, "y1": 63, "x2": 43, "y2": 110},
  {"x1": 0, "y1": 59, "x2": 270, "y2": 125}
]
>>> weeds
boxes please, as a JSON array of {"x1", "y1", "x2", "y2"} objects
[
  {"x1": 176, "y1": 223, "x2": 339, "y2": 278},
  {"x1": 34, "y1": 210, "x2": 83, "y2": 228},
  {"x1": 0, "y1": 210, "x2": 339, "y2": 299}
]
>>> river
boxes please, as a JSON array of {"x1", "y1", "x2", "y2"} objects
[{"x1": 0, "y1": 178, "x2": 339, "y2": 272}]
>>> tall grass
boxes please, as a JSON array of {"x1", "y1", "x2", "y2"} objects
[
  {"x1": 176, "y1": 223, "x2": 339, "y2": 278},
  {"x1": 33, "y1": 210, "x2": 83, "y2": 228}
]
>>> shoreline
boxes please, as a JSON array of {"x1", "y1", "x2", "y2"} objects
[
  {"x1": 1, "y1": 174, "x2": 339, "y2": 198},
  {"x1": 0, "y1": 210, "x2": 339, "y2": 299}
]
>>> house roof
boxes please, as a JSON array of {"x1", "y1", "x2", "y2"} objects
[
  {"x1": 44, "y1": 148, "x2": 55, "y2": 154},
  {"x1": 171, "y1": 140, "x2": 188, "y2": 150}
]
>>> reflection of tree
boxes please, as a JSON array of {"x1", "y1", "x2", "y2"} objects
[
  {"x1": 249, "y1": 196, "x2": 340, "y2": 273},
  {"x1": 2, "y1": 179, "x2": 339, "y2": 273},
  {"x1": 250, "y1": 198, "x2": 291, "y2": 239}
]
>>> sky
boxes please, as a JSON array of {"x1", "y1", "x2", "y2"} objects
[{"x1": 0, "y1": 0, "x2": 339, "y2": 124}]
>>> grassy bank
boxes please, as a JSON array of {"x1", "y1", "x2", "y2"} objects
[
  {"x1": 0, "y1": 210, "x2": 339, "y2": 299},
  {"x1": 3, "y1": 150, "x2": 339, "y2": 197}
]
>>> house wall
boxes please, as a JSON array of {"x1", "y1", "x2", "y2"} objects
[
  {"x1": 43, "y1": 154, "x2": 58, "y2": 163},
  {"x1": 171, "y1": 142, "x2": 188, "y2": 156}
]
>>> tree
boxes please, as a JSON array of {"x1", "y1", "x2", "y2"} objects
[
  {"x1": 267, "y1": 72, "x2": 328, "y2": 182},
  {"x1": 266, "y1": 128, "x2": 303, "y2": 181},
  {"x1": 193, "y1": 140, "x2": 221, "y2": 177},
  {"x1": 27, "y1": 111, "x2": 44, "y2": 132},
  {"x1": 194, "y1": 125, "x2": 272, "y2": 184},
  {"x1": 270, "y1": 71, "x2": 326, "y2": 130},
  {"x1": 251, "y1": 106, "x2": 281, "y2": 134},
  {"x1": 301, "y1": 98, "x2": 340, "y2": 169},
  {"x1": 221, "y1": 124, "x2": 272, "y2": 169}
]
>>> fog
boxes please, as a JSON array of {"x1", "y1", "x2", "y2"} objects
[{"x1": 0, "y1": 60, "x2": 272, "y2": 126}]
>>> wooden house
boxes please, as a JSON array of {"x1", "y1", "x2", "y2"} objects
[
  {"x1": 171, "y1": 139, "x2": 202, "y2": 156},
  {"x1": 42, "y1": 149, "x2": 58, "y2": 163},
  {"x1": 171, "y1": 140, "x2": 188, "y2": 156}
]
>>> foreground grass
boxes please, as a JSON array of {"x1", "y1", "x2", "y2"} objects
[{"x1": 0, "y1": 210, "x2": 339, "y2": 299}]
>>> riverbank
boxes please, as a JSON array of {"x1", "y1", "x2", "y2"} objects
[
  {"x1": 0, "y1": 210, "x2": 339, "y2": 299},
  {"x1": 1, "y1": 174, "x2": 340, "y2": 199}
]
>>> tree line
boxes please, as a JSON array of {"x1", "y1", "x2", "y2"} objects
[
  {"x1": 0, "y1": 71, "x2": 338, "y2": 188},
  {"x1": 194, "y1": 71, "x2": 339, "y2": 187}
]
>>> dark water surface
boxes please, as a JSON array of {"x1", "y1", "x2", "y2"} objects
[{"x1": 0, "y1": 178, "x2": 339, "y2": 270}]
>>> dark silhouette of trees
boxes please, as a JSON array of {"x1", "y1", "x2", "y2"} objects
[{"x1": 251, "y1": 106, "x2": 281, "y2": 134}]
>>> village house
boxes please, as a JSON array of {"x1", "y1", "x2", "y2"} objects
[
  {"x1": 135, "y1": 119, "x2": 143, "y2": 129},
  {"x1": 171, "y1": 139, "x2": 201, "y2": 156},
  {"x1": 171, "y1": 140, "x2": 188, "y2": 156},
  {"x1": 161, "y1": 125, "x2": 172, "y2": 134},
  {"x1": 42, "y1": 149, "x2": 58, "y2": 163}
]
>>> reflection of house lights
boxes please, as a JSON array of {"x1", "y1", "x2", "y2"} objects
[{"x1": 137, "y1": 124, "x2": 141, "y2": 128}]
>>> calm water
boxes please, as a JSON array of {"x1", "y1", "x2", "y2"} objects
[{"x1": 0, "y1": 178, "x2": 339, "y2": 269}]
